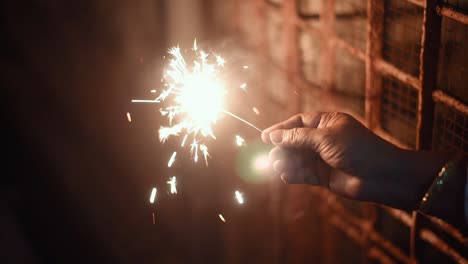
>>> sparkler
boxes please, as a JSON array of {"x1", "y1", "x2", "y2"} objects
[{"x1": 132, "y1": 40, "x2": 262, "y2": 164}]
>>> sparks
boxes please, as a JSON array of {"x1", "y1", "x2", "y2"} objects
[
  {"x1": 156, "y1": 41, "x2": 225, "y2": 163},
  {"x1": 235, "y1": 190, "x2": 244, "y2": 204},
  {"x1": 132, "y1": 40, "x2": 262, "y2": 164},
  {"x1": 243, "y1": 65, "x2": 249, "y2": 69},
  {"x1": 200, "y1": 144, "x2": 210, "y2": 166},
  {"x1": 218, "y1": 214, "x2": 226, "y2": 222},
  {"x1": 181, "y1": 134, "x2": 188, "y2": 147},
  {"x1": 168, "y1": 152, "x2": 177, "y2": 167},
  {"x1": 127, "y1": 112, "x2": 132, "y2": 122},
  {"x1": 149, "y1": 187, "x2": 157, "y2": 204},
  {"x1": 240, "y1": 83, "x2": 247, "y2": 91},
  {"x1": 167, "y1": 176, "x2": 177, "y2": 194},
  {"x1": 216, "y1": 56, "x2": 225, "y2": 67},
  {"x1": 150, "y1": 89, "x2": 157, "y2": 93},
  {"x1": 235, "y1": 135, "x2": 245, "y2": 147},
  {"x1": 252, "y1": 107, "x2": 260, "y2": 115}
]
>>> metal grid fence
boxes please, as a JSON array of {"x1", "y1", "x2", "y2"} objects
[{"x1": 234, "y1": 0, "x2": 467, "y2": 263}]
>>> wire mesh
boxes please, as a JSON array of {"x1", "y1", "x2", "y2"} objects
[
  {"x1": 335, "y1": 0, "x2": 367, "y2": 51},
  {"x1": 234, "y1": 0, "x2": 467, "y2": 263},
  {"x1": 335, "y1": 47, "x2": 366, "y2": 117},
  {"x1": 438, "y1": 18, "x2": 468, "y2": 104},
  {"x1": 381, "y1": 75, "x2": 418, "y2": 148},
  {"x1": 433, "y1": 103, "x2": 468, "y2": 159},
  {"x1": 382, "y1": 0, "x2": 424, "y2": 77}
]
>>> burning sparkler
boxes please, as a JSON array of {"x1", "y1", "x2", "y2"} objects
[{"x1": 132, "y1": 40, "x2": 262, "y2": 164}]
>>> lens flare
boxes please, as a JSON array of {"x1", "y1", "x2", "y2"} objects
[{"x1": 253, "y1": 153, "x2": 271, "y2": 172}]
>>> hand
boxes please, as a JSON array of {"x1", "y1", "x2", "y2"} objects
[{"x1": 261, "y1": 112, "x2": 449, "y2": 211}]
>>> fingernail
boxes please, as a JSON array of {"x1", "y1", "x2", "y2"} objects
[{"x1": 270, "y1": 131, "x2": 283, "y2": 144}]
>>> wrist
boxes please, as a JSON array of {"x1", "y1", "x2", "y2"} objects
[
  {"x1": 388, "y1": 149, "x2": 450, "y2": 211},
  {"x1": 417, "y1": 158, "x2": 467, "y2": 228}
]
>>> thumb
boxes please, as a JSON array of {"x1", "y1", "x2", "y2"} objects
[{"x1": 269, "y1": 128, "x2": 322, "y2": 149}]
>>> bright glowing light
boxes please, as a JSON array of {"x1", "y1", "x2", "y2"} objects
[
  {"x1": 167, "y1": 176, "x2": 177, "y2": 194},
  {"x1": 235, "y1": 135, "x2": 245, "y2": 147},
  {"x1": 240, "y1": 83, "x2": 247, "y2": 91},
  {"x1": 235, "y1": 190, "x2": 244, "y2": 204},
  {"x1": 149, "y1": 187, "x2": 157, "y2": 204},
  {"x1": 127, "y1": 112, "x2": 132, "y2": 122},
  {"x1": 216, "y1": 56, "x2": 225, "y2": 67},
  {"x1": 150, "y1": 89, "x2": 157, "y2": 93},
  {"x1": 132, "y1": 40, "x2": 261, "y2": 165},
  {"x1": 243, "y1": 65, "x2": 249, "y2": 69},
  {"x1": 218, "y1": 214, "x2": 226, "y2": 222},
  {"x1": 156, "y1": 41, "x2": 225, "y2": 163},
  {"x1": 168, "y1": 152, "x2": 177, "y2": 167},
  {"x1": 253, "y1": 153, "x2": 271, "y2": 172}
]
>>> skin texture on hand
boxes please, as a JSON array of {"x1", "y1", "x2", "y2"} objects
[{"x1": 261, "y1": 112, "x2": 452, "y2": 212}]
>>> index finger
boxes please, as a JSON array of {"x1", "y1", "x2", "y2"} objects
[{"x1": 261, "y1": 112, "x2": 323, "y2": 143}]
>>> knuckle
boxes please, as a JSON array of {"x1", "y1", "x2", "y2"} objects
[{"x1": 289, "y1": 127, "x2": 301, "y2": 144}]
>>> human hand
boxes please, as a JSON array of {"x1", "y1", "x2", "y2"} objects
[
  {"x1": 262, "y1": 112, "x2": 466, "y2": 227},
  {"x1": 261, "y1": 112, "x2": 445, "y2": 210}
]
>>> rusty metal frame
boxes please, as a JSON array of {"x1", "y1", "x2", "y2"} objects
[{"x1": 233, "y1": 0, "x2": 468, "y2": 263}]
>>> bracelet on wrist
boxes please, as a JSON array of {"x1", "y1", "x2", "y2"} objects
[{"x1": 417, "y1": 158, "x2": 465, "y2": 215}]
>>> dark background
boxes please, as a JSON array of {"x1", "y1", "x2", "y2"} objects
[{"x1": 1, "y1": 1, "x2": 252, "y2": 263}]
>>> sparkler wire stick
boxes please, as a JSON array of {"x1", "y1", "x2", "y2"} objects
[{"x1": 221, "y1": 110, "x2": 262, "y2": 132}]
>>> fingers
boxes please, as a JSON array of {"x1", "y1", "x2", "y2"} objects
[
  {"x1": 269, "y1": 128, "x2": 326, "y2": 151},
  {"x1": 280, "y1": 168, "x2": 320, "y2": 185},
  {"x1": 269, "y1": 146, "x2": 330, "y2": 186},
  {"x1": 261, "y1": 112, "x2": 324, "y2": 143}
]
